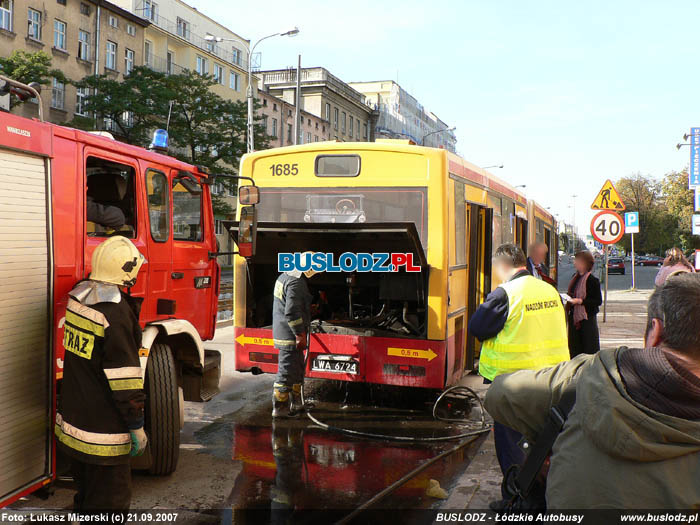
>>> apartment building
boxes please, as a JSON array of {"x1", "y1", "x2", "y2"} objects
[
  {"x1": 260, "y1": 67, "x2": 376, "y2": 143},
  {"x1": 349, "y1": 80, "x2": 457, "y2": 152},
  {"x1": 111, "y1": 0, "x2": 250, "y2": 103},
  {"x1": 0, "y1": 0, "x2": 149, "y2": 122},
  {"x1": 257, "y1": 88, "x2": 331, "y2": 148}
]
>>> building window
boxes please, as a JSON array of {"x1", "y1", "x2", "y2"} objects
[
  {"x1": 80, "y1": 2, "x2": 90, "y2": 16},
  {"x1": 206, "y1": 40, "x2": 215, "y2": 53},
  {"x1": 53, "y1": 19, "x2": 66, "y2": 50},
  {"x1": 271, "y1": 118, "x2": 277, "y2": 137},
  {"x1": 229, "y1": 71, "x2": 240, "y2": 91},
  {"x1": 78, "y1": 30, "x2": 90, "y2": 60},
  {"x1": 356, "y1": 118, "x2": 360, "y2": 139},
  {"x1": 105, "y1": 41, "x2": 117, "y2": 70},
  {"x1": 124, "y1": 48, "x2": 134, "y2": 75},
  {"x1": 143, "y1": 0, "x2": 157, "y2": 22},
  {"x1": 262, "y1": 98, "x2": 267, "y2": 107},
  {"x1": 363, "y1": 123, "x2": 368, "y2": 140},
  {"x1": 108, "y1": 15, "x2": 118, "y2": 28},
  {"x1": 341, "y1": 112, "x2": 346, "y2": 133},
  {"x1": 57, "y1": 0, "x2": 66, "y2": 5},
  {"x1": 325, "y1": 103, "x2": 330, "y2": 122},
  {"x1": 144, "y1": 40, "x2": 152, "y2": 66},
  {"x1": 287, "y1": 123, "x2": 292, "y2": 144},
  {"x1": 27, "y1": 8, "x2": 41, "y2": 40},
  {"x1": 231, "y1": 46, "x2": 241, "y2": 66},
  {"x1": 261, "y1": 114, "x2": 268, "y2": 132},
  {"x1": 126, "y1": 23, "x2": 135, "y2": 36},
  {"x1": 315, "y1": 122, "x2": 318, "y2": 130},
  {"x1": 75, "y1": 86, "x2": 89, "y2": 116},
  {"x1": 307, "y1": 132, "x2": 311, "y2": 144},
  {"x1": 0, "y1": 0, "x2": 11, "y2": 32},
  {"x1": 333, "y1": 107, "x2": 338, "y2": 130},
  {"x1": 176, "y1": 17, "x2": 189, "y2": 39},
  {"x1": 213, "y1": 63, "x2": 223, "y2": 84},
  {"x1": 51, "y1": 78, "x2": 65, "y2": 110},
  {"x1": 166, "y1": 51, "x2": 173, "y2": 74},
  {"x1": 299, "y1": 132, "x2": 303, "y2": 145},
  {"x1": 349, "y1": 116, "x2": 353, "y2": 137},
  {"x1": 196, "y1": 55, "x2": 208, "y2": 75},
  {"x1": 273, "y1": 103, "x2": 277, "y2": 111},
  {"x1": 314, "y1": 135, "x2": 318, "y2": 142},
  {"x1": 288, "y1": 109, "x2": 292, "y2": 117}
]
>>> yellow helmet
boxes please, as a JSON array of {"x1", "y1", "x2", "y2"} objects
[{"x1": 90, "y1": 236, "x2": 146, "y2": 287}]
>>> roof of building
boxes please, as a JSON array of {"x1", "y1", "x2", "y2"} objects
[{"x1": 89, "y1": 0, "x2": 151, "y2": 26}]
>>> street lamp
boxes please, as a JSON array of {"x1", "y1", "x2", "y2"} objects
[
  {"x1": 205, "y1": 27, "x2": 299, "y2": 153},
  {"x1": 481, "y1": 164, "x2": 504, "y2": 169},
  {"x1": 421, "y1": 126, "x2": 455, "y2": 146}
]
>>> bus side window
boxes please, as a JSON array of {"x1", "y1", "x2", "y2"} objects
[
  {"x1": 86, "y1": 156, "x2": 137, "y2": 238},
  {"x1": 146, "y1": 169, "x2": 169, "y2": 242}
]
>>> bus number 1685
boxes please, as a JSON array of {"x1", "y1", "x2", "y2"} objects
[{"x1": 269, "y1": 163, "x2": 299, "y2": 176}]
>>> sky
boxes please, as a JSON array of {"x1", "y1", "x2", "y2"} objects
[{"x1": 187, "y1": 0, "x2": 699, "y2": 235}]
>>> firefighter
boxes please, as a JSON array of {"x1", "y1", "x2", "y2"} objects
[
  {"x1": 56, "y1": 236, "x2": 147, "y2": 512},
  {"x1": 272, "y1": 252, "x2": 316, "y2": 418}
]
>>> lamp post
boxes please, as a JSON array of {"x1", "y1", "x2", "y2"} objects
[
  {"x1": 421, "y1": 126, "x2": 455, "y2": 146},
  {"x1": 206, "y1": 27, "x2": 299, "y2": 153},
  {"x1": 481, "y1": 164, "x2": 504, "y2": 169}
]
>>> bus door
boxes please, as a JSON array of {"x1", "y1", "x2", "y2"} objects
[{"x1": 465, "y1": 205, "x2": 493, "y2": 371}]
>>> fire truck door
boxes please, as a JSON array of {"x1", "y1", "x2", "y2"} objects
[
  {"x1": 144, "y1": 168, "x2": 173, "y2": 320},
  {"x1": 171, "y1": 174, "x2": 214, "y2": 333},
  {"x1": 0, "y1": 149, "x2": 53, "y2": 505}
]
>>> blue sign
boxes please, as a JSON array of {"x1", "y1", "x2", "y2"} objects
[
  {"x1": 695, "y1": 188, "x2": 700, "y2": 213},
  {"x1": 690, "y1": 127, "x2": 700, "y2": 188},
  {"x1": 625, "y1": 212, "x2": 639, "y2": 233}
]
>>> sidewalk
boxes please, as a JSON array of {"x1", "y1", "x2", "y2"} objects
[{"x1": 442, "y1": 288, "x2": 651, "y2": 509}]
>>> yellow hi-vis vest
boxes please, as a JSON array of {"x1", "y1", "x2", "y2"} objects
[{"x1": 479, "y1": 275, "x2": 569, "y2": 381}]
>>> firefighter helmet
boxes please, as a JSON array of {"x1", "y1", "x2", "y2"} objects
[{"x1": 90, "y1": 236, "x2": 146, "y2": 287}]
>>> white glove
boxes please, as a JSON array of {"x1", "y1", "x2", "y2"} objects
[{"x1": 130, "y1": 427, "x2": 148, "y2": 457}]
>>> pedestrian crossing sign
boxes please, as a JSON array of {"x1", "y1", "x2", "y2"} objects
[{"x1": 591, "y1": 180, "x2": 626, "y2": 211}]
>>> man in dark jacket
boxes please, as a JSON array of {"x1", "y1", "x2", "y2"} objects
[
  {"x1": 484, "y1": 273, "x2": 700, "y2": 508},
  {"x1": 272, "y1": 253, "x2": 315, "y2": 418},
  {"x1": 56, "y1": 236, "x2": 147, "y2": 511}
]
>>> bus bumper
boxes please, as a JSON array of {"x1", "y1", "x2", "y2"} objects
[{"x1": 234, "y1": 327, "x2": 446, "y2": 389}]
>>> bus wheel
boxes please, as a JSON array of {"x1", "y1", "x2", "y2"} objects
[{"x1": 145, "y1": 343, "x2": 180, "y2": 475}]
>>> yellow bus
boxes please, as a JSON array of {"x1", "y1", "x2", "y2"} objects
[{"x1": 231, "y1": 140, "x2": 557, "y2": 389}]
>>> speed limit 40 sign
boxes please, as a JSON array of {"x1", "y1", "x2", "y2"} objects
[{"x1": 590, "y1": 211, "x2": 625, "y2": 244}]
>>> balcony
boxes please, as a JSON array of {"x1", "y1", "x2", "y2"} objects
[
  {"x1": 145, "y1": 53, "x2": 187, "y2": 75},
  {"x1": 137, "y1": 9, "x2": 248, "y2": 71}
]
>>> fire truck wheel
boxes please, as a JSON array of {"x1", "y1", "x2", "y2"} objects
[{"x1": 145, "y1": 343, "x2": 180, "y2": 475}]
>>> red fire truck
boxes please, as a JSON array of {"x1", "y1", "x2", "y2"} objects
[{"x1": 0, "y1": 77, "x2": 257, "y2": 507}]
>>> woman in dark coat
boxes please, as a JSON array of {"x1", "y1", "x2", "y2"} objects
[{"x1": 566, "y1": 250, "x2": 602, "y2": 357}]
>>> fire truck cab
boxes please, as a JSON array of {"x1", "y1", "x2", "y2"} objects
[{"x1": 0, "y1": 77, "x2": 256, "y2": 507}]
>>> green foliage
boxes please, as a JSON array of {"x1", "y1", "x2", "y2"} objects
[{"x1": 0, "y1": 50, "x2": 68, "y2": 107}]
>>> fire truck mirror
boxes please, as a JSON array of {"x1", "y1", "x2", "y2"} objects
[
  {"x1": 239, "y1": 185, "x2": 259, "y2": 206},
  {"x1": 238, "y1": 205, "x2": 257, "y2": 258}
]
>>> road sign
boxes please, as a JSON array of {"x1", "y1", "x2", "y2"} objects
[
  {"x1": 591, "y1": 180, "x2": 626, "y2": 211},
  {"x1": 590, "y1": 211, "x2": 625, "y2": 244},
  {"x1": 695, "y1": 188, "x2": 700, "y2": 212},
  {"x1": 690, "y1": 127, "x2": 700, "y2": 188},
  {"x1": 693, "y1": 214, "x2": 700, "y2": 236},
  {"x1": 624, "y1": 212, "x2": 639, "y2": 234}
]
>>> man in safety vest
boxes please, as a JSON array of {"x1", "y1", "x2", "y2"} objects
[
  {"x1": 56, "y1": 236, "x2": 147, "y2": 512},
  {"x1": 468, "y1": 243, "x2": 569, "y2": 497}
]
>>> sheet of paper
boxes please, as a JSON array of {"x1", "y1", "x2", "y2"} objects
[{"x1": 560, "y1": 293, "x2": 572, "y2": 304}]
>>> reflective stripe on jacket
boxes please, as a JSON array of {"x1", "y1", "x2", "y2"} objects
[
  {"x1": 272, "y1": 273, "x2": 311, "y2": 350},
  {"x1": 479, "y1": 274, "x2": 569, "y2": 381},
  {"x1": 57, "y1": 284, "x2": 145, "y2": 465}
]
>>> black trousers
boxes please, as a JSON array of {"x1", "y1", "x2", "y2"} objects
[{"x1": 71, "y1": 459, "x2": 132, "y2": 512}]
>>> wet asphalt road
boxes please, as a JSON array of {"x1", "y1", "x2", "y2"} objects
[{"x1": 557, "y1": 255, "x2": 658, "y2": 292}]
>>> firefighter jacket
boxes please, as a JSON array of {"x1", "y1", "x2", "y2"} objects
[
  {"x1": 272, "y1": 273, "x2": 312, "y2": 350},
  {"x1": 475, "y1": 272, "x2": 569, "y2": 381},
  {"x1": 56, "y1": 280, "x2": 145, "y2": 465}
]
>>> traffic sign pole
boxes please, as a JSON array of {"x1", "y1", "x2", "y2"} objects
[{"x1": 631, "y1": 233, "x2": 636, "y2": 291}]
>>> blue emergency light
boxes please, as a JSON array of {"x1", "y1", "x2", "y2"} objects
[{"x1": 150, "y1": 129, "x2": 169, "y2": 152}]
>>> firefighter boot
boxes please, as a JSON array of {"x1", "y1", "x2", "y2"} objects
[
  {"x1": 289, "y1": 384, "x2": 304, "y2": 416},
  {"x1": 272, "y1": 384, "x2": 292, "y2": 418}
]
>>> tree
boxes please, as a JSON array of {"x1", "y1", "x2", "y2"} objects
[
  {"x1": 0, "y1": 50, "x2": 67, "y2": 106},
  {"x1": 662, "y1": 169, "x2": 700, "y2": 252},
  {"x1": 69, "y1": 66, "x2": 170, "y2": 145}
]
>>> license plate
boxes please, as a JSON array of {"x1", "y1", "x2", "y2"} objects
[{"x1": 311, "y1": 357, "x2": 358, "y2": 374}]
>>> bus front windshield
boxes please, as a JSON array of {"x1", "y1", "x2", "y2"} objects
[{"x1": 256, "y1": 187, "x2": 428, "y2": 247}]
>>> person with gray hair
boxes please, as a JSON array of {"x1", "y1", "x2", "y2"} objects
[{"x1": 484, "y1": 273, "x2": 700, "y2": 508}]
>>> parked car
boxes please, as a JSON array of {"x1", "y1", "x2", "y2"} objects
[
  {"x1": 638, "y1": 256, "x2": 663, "y2": 267},
  {"x1": 607, "y1": 257, "x2": 626, "y2": 275}
]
